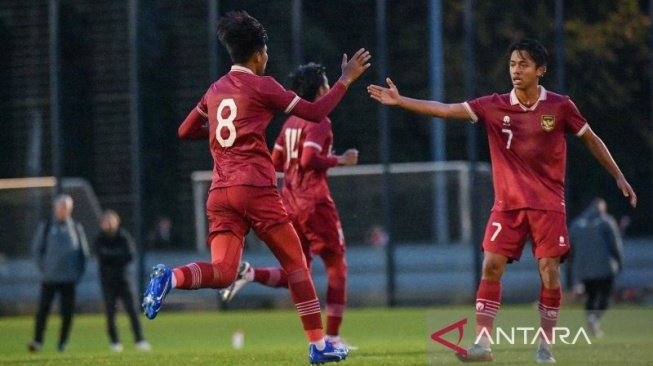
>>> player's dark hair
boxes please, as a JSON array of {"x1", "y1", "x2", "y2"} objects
[
  {"x1": 217, "y1": 11, "x2": 268, "y2": 64},
  {"x1": 509, "y1": 38, "x2": 548, "y2": 68},
  {"x1": 289, "y1": 63, "x2": 326, "y2": 102}
]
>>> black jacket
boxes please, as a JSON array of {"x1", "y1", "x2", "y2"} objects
[{"x1": 95, "y1": 228, "x2": 135, "y2": 283}]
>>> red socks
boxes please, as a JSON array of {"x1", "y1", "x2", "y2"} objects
[
  {"x1": 475, "y1": 279, "x2": 501, "y2": 346},
  {"x1": 539, "y1": 287, "x2": 561, "y2": 344}
]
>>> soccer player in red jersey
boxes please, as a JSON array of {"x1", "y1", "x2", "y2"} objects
[
  {"x1": 141, "y1": 11, "x2": 370, "y2": 363},
  {"x1": 367, "y1": 38, "x2": 637, "y2": 363},
  {"x1": 218, "y1": 63, "x2": 359, "y2": 350}
]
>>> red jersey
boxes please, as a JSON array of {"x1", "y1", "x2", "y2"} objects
[
  {"x1": 463, "y1": 87, "x2": 588, "y2": 213},
  {"x1": 195, "y1": 66, "x2": 346, "y2": 190},
  {"x1": 273, "y1": 116, "x2": 338, "y2": 215}
]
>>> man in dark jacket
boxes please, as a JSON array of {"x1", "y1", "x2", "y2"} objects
[
  {"x1": 29, "y1": 194, "x2": 90, "y2": 352},
  {"x1": 96, "y1": 209, "x2": 150, "y2": 352},
  {"x1": 568, "y1": 198, "x2": 624, "y2": 337}
]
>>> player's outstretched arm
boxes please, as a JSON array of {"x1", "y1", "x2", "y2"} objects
[
  {"x1": 178, "y1": 108, "x2": 210, "y2": 140},
  {"x1": 290, "y1": 48, "x2": 371, "y2": 123},
  {"x1": 580, "y1": 127, "x2": 637, "y2": 207},
  {"x1": 338, "y1": 48, "x2": 372, "y2": 88},
  {"x1": 367, "y1": 78, "x2": 470, "y2": 120}
]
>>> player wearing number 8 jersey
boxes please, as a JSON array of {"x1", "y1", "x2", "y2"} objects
[
  {"x1": 219, "y1": 63, "x2": 359, "y2": 350},
  {"x1": 142, "y1": 10, "x2": 370, "y2": 364},
  {"x1": 368, "y1": 38, "x2": 637, "y2": 363}
]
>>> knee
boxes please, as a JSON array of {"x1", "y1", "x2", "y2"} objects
[
  {"x1": 481, "y1": 260, "x2": 505, "y2": 281},
  {"x1": 539, "y1": 263, "x2": 560, "y2": 288},
  {"x1": 325, "y1": 261, "x2": 347, "y2": 282}
]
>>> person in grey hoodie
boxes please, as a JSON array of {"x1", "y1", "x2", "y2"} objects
[
  {"x1": 28, "y1": 194, "x2": 90, "y2": 352},
  {"x1": 568, "y1": 197, "x2": 623, "y2": 337}
]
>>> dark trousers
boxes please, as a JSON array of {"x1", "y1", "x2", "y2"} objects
[
  {"x1": 101, "y1": 278, "x2": 144, "y2": 344},
  {"x1": 33, "y1": 282, "x2": 76, "y2": 345},
  {"x1": 583, "y1": 276, "x2": 614, "y2": 319}
]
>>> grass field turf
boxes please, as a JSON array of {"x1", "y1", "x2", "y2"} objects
[{"x1": 0, "y1": 305, "x2": 651, "y2": 365}]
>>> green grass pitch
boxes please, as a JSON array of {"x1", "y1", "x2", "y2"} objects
[{"x1": 0, "y1": 305, "x2": 651, "y2": 365}]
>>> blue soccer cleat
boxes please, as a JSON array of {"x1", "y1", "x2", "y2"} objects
[
  {"x1": 142, "y1": 264, "x2": 172, "y2": 320},
  {"x1": 309, "y1": 341, "x2": 349, "y2": 364}
]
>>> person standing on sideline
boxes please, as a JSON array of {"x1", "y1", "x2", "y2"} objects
[
  {"x1": 28, "y1": 194, "x2": 90, "y2": 352},
  {"x1": 141, "y1": 11, "x2": 370, "y2": 364},
  {"x1": 219, "y1": 63, "x2": 359, "y2": 350},
  {"x1": 568, "y1": 198, "x2": 623, "y2": 338},
  {"x1": 95, "y1": 210, "x2": 151, "y2": 352},
  {"x1": 367, "y1": 38, "x2": 637, "y2": 363}
]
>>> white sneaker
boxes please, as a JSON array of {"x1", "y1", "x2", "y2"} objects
[
  {"x1": 135, "y1": 340, "x2": 152, "y2": 351},
  {"x1": 325, "y1": 335, "x2": 359, "y2": 350},
  {"x1": 219, "y1": 262, "x2": 251, "y2": 303},
  {"x1": 110, "y1": 343, "x2": 124, "y2": 352}
]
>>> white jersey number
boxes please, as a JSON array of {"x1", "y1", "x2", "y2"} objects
[
  {"x1": 284, "y1": 128, "x2": 302, "y2": 167},
  {"x1": 490, "y1": 222, "x2": 502, "y2": 241},
  {"x1": 216, "y1": 99, "x2": 237, "y2": 147},
  {"x1": 501, "y1": 129, "x2": 513, "y2": 149}
]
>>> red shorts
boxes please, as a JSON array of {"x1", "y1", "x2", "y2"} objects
[
  {"x1": 205, "y1": 186, "x2": 290, "y2": 245},
  {"x1": 290, "y1": 202, "x2": 345, "y2": 258},
  {"x1": 481, "y1": 209, "x2": 570, "y2": 262}
]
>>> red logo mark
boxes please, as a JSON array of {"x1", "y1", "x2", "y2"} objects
[{"x1": 431, "y1": 318, "x2": 468, "y2": 355}]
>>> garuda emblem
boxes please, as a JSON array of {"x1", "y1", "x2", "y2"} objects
[{"x1": 541, "y1": 115, "x2": 555, "y2": 132}]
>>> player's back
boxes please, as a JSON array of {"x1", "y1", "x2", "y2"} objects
[
  {"x1": 277, "y1": 116, "x2": 335, "y2": 211},
  {"x1": 200, "y1": 66, "x2": 298, "y2": 189}
]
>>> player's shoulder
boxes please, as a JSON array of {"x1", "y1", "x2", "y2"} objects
[
  {"x1": 473, "y1": 92, "x2": 508, "y2": 104},
  {"x1": 218, "y1": 70, "x2": 284, "y2": 93},
  {"x1": 542, "y1": 88, "x2": 576, "y2": 106}
]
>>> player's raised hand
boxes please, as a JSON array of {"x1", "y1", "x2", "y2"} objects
[
  {"x1": 367, "y1": 78, "x2": 401, "y2": 106},
  {"x1": 617, "y1": 177, "x2": 638, "y2": 207},
  {"x1": 338, "y1": 48, "x2": 372, "y2": 87}
]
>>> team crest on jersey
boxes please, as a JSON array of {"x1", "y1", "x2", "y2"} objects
[{"x1": 541, "y1": 115, "x2": 555, "y2": 132}]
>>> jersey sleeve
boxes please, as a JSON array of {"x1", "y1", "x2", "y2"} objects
[
  {"x1": 196, "y1": 91, "x2": 209, "y2": 117},
  {"x1": 257, "y1": 77, "x2": 348, "y2": 123},
  {"x1": 463, "y1": 95, "x2": 494, "y2": 124},
  {"x1": 290, "y1": 82, "x2": 348, "y2": 122},
  {"x1": 178, "y1": 108, "x2": 209, "y2": 139},
  {"x1": 300, "y1": 119, "x2": 338, "y2": 171},
  {"x1": 302, "y1": 118, "x2": 331, "y2": 152},
  {"x1": 563, "y1": 98, "x2": 589, "y2": 136},
  {"x1": 257, "y1": 76, "x2": 302, "y2": 113}
]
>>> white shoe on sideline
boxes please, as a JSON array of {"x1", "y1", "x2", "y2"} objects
[{"x1": 135, "y1": 340, "x2": 152, "y2": 351}]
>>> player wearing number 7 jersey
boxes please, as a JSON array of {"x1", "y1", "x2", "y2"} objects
[
  {"x1": 368, "y1": 38, "x2": 637, "y2": 364},
  {"x1": 142, "y1": 10, "x2": 370, "y2": 364}
]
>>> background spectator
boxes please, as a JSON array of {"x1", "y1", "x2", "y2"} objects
[
  {"x1": 568, "y1": 198, "x2": 624, "y2": 337},
  {"x1": 95, "y1": 210, "x2": 151, "y2": 352},
  {"x1": 28, "y1": 194, "x2": 90, "y2": 352}
]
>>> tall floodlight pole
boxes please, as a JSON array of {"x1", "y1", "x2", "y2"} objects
[
  {"x1": 463, "y1": 0, "x2": 481, "y2": 291},
  {"x1": 375, "y1": 0, "x2": 395, "y2": 307},
  {"x1": 129, "y1": 0, "x2": 145, "y2": 294},
  {"x1": 291, "y1": 0, "x2": 303, "y2": 67},
  {"x1": 429, "y1": 0, "x2": 448, "y2": 244},
  {"x1": 49, "y1": 0, "x2": 62, "y2": 195}
]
